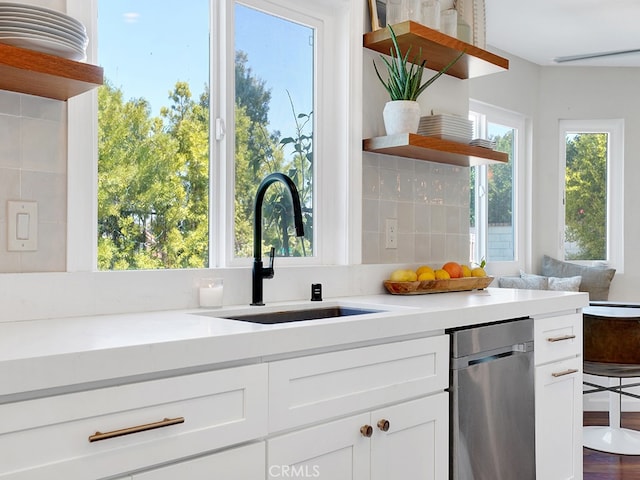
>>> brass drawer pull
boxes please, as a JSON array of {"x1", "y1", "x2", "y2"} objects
[
  {"x1": 547, "y1": 334, "x2": 576, "y2": 343},
  {"x1": 552, "y1": 368, "x2": 579, "y2": 378},
  {"x1": 89, "y1": 416, "x2": 185, "y2": 443}
]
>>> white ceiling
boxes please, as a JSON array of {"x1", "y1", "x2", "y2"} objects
[{"x1": 485, "y1": 0, "x2": 640, "y2": 67}]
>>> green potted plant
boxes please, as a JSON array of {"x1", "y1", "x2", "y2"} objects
[{"x1": 373, "y1": 25, "x2": 464, "y2": 135}]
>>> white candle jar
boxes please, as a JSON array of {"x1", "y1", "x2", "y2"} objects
[{"x1": 199, "y1": 278, "x2": 224, "y2": 308}]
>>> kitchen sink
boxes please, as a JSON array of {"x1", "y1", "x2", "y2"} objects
[{"x1": 221, "y1": 306, "x2": 385, "y2": 324}]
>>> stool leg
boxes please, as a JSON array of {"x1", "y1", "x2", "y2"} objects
[
  {"x1": 584, "y1": 376, "x2": 640, "y2": 454},
  {"x1": 610, "y1": 377, "x2": 622, "y2": 429}
]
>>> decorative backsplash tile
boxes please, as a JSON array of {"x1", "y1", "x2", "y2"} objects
[{"x1": 362, "y1": 152, "x2": 471, "y2": 264}]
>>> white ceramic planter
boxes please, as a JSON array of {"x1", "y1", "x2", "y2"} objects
[{"x1": 383, "y1": 100, "x2": 421, "y2": 135}]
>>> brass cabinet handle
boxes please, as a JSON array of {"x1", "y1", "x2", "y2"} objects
[
  {"x1": 360, "y1": 425, "x2": 373, "y2": 437},
  {"x1": 377, "y1": 419, "x2": 390, "y2": 432},
  {"x1": 552, "y1": 368, "x2": 579, "y2": 378},
  {"x1": 547, "y1": 334, "x2": 576, "y2": 343},
  {"x1": 89, "y1": 416, "x2": 185, "y2": 443}
]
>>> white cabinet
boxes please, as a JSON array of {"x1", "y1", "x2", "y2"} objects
[
  {"x1": 268, "y1": 336, "x2": 449, "y2": 432},
  {"x1": 370, "y1": 394, "x2": 448, "y2": 480},
  {"x1": 267, "y1": 394, "x2": 448, "y2": 480},
  {"x1": 534, "y1": 312, "x2": 583, "y2": 480},
  {"x1": 130, "y1": 442, "x2": 265, "y2": 480},
  {"x1": 267, "y1": 336, "x2": 450, "y2": 480},
  {"x1": 0, "y1": 364, "x2": 268, "y2": 480},
  {"x1": 268, "y1": 412, "x2": 370, "y2": 480}
]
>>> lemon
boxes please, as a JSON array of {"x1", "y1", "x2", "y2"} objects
[
  {"x1": 434, "y1": 269, "x2": 450, "y2": 280},
  {"x1": 389, "y1": 269, "x2": 406, "y2": 281},
  {"x1": 416, "y1": 265, "x2": 435, "y2": 277},
  {"x1": 390, "y1": 269, "x2": 417, "y2": 282},
  {"x1": 418, "y1": 270, "x2": 435, "y2": 281},
  {"x1": 461, "y1": 265, "x2": 472, "y2": 277},
  {"x1": 471, "y1": 267, "x2": 487, "y2": 277},
  {"x1": 404, "y1": 270, "x2": 418, "y2": 281}
]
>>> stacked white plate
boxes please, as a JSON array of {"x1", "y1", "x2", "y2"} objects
[
  {"x1": 469, "y1": 138, "x2": 496, "y2": 149},
  {"x1": 0, "y1": 2, "x2": 87, "y2": 61},
  {"x1": 417, "y1": 114, "x2": 473, "y2": 144}
]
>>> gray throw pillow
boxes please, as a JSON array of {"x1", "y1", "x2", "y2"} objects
[
  {"x1": 547, "y1": 275, "x2": 582, "y2": 292},
  {"x1": 541, "y1": 255, "x2": 615, "y2": 301},
  {"x1": 498, "y1": 275, "x2": 548, "y2": 290},
  {"x1": 520, "y1": 271, "x2": 582, "y2": 292}
]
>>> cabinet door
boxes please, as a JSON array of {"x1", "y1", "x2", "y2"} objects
[
  {"x1": 370, "y1": 393, "x2": 448, "y2": 480},
  {"x1": 535, "y1": 357, "x2": 582, "y2": 480},
  {"x1": 268, "y1": 413, "x2": 370, "y2": 480},
  {"x1": 132, "y1": 442, "x2": 265, "y2": 480}
]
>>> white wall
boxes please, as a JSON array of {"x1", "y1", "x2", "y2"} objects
[
  {"x1": 536, "y1": 67, "x2": 640, "y2": 301},
  {"x1": 471, "y1": 52, "x2": 640, "y2": 302}
]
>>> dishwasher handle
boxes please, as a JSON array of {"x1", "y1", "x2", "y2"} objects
[{"x1": 452, "y1": 341, "x2": 534, "y2": 370}]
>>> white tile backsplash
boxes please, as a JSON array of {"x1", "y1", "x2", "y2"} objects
[
  {"x1": 362, "y1": 153, "x2": 470, "y2": 265},
  {"x1": 0, "y1": 114, "x2": 20, "y2": 168},
  {"x1": 0, "y1": 90, "x2": 67, "y2": 273},
  {"x1": 20, "y1": 116, "x2": 67, "y2": 174}
]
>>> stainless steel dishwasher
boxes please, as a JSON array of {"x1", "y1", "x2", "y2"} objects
[{"x1": 448, "y1": 318, "x2": 535, "y2": 480}]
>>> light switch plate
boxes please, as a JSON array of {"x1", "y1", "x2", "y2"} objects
[{"x1": 7, "y1": 201, "x2": 38, "y2": 251}]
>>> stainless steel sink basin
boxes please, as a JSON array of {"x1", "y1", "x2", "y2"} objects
[{"x1": 222, "y1": 306, "x2": 384, "y2": 324}]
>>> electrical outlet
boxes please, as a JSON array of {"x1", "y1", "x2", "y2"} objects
[{"x1": 385, "y1": 218, "x2": 398, "y2": 249}]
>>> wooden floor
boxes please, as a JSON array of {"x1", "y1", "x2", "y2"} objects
[{"x1": 584, "y1": 412, "x2": 640, "y2": 479}]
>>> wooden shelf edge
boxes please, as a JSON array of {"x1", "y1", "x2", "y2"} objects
[
  {"x1": 0, "y1": 43, "x2": 103, "y2": 100},
  {"x1": 363, "y1": 133, "x2": 509, "y2": 167},
  {"x1": 364, "y1": 21, "x2": 509, "y2": 79}
]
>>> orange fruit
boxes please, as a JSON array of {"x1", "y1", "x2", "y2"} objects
[
  {"x1": 442, "y1": 261, "x2": 462, "y2": 279},
  {"x1": 434, "y1": 269, "x2": 450, "y2": 280}
]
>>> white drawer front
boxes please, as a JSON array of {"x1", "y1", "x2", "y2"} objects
[
  {"x1": 534, "y1": 313, "x2": 582, "y2": 365},
  {"x1": 269, "y1": 336, "x2": 449, "y2": 432},
  {"x1": 0, "y1": 364, "x2": 267, "y2": 480}
]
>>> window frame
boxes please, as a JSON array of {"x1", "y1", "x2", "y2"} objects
[
  {"x1": 558, "y1": 118, "x2": 624, "y2": 272},
  {"x1": 469, "y1": 100, "x2": 529, "y2": 276},
  {"x1": 224, "y1": 0, "x2": 321, "y2": 267},
  {"x1": 67, "y1": 0, "x2": 357, "y2": 272}
]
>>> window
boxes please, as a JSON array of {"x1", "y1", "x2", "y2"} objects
[
  {"x1": 469, "y1": 101, "x2": 526, "y2": 273},
  {"x1": 232, "y1": 3, "x2": 315, "y2": 261},
  {"x1": 559, "y1": 119, "x2": 623, "y2": 270},
  {"x1": 93, "y1": 0, "x2": 327, "y2": 270},
  {"x1": 97, "y1": 1, "x2": 210, "y2": 270}
]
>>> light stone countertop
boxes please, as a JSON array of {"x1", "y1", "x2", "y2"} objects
[{"x1": 0, "y1": 288, "x2": 588, "y2": 399}]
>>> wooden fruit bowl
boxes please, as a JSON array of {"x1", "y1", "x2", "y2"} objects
[{"x1": 384, "y1": 276, "x2": 494, "y2": 295}]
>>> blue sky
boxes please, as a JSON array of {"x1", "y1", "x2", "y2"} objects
[{"x1": 98, "y1": 1, "x2": 313, "y2": 137}]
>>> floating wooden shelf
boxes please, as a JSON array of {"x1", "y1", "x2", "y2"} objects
[
  {"x1": 363, "y1": 134, "x2": 509, "y2": 167},
  {"x1": 364, "y1": 21, "x2": 509, "y2": 79},
  {"x1": 0, "y1": 43, "x2": 103, "y2": 101}
]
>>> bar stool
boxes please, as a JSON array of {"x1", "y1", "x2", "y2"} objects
[{"x1": 583, "y1": 304, "x2": 640, "y2": 454}]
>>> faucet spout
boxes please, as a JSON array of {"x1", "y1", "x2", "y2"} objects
[{"x1": 252, "y1": 173, "x2": 305, "y2": 306}]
